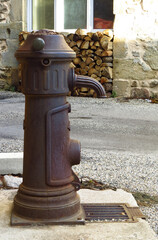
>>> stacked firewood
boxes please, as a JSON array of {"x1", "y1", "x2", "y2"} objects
[
  {"x1": 65, "y1": 28, "x2": 113, "y2": 97},
  {"x1": 19, "y1": 31, "x2": 29, "y2": 45}
]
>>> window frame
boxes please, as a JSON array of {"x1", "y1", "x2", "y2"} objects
[{"x1": 27, "y1": 0, "x2": 113, "y2": 33}]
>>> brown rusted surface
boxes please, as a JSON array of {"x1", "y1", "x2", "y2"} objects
[
  {"x1": 75, "y1": 75, "x2": 106, "y2": 98},
  {"x1": 68, "y1": 65, "x2": 106, "y2": 98},
  {"x1": 11, "y1": 30, "x2": 106, "y2": 225}
]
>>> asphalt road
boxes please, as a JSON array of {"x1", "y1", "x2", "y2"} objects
[{"x1": 0, "y1": 92, "x2": 158, "y2": 154}]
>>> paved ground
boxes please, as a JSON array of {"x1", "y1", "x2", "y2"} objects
[
  {"x1": 1, "y1": 92, "x2": 158, "y2": 154},
  {"x1": 70, "y1": 97, "x2": 158, "y2": 153}
]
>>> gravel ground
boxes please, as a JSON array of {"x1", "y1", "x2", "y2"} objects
[
  {"x1": 140, "y1": 205, "x2": 158, "y2": 237},
  {"x1": 0, "y1": 139, "x2": 23, "y2": 153},
  {"x1": 73, "y1": 148, "x2": 158, "y2": 235},
  {"x1": 75, "y1": 149, "x2": 158, "y2": 196},
  {"x1": 0, "y1": 91, "x2": 157, "y2": 235}
]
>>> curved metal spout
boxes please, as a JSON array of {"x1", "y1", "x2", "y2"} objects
[{"x1": 75, "y1": 75, "x2": 106, "y2": 98}]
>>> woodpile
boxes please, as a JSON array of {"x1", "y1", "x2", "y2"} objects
[
  {"x1": 19, "y1": 29, "x2": 113, "y2": 97},
  {"x1": 19, "y1": 31, "x2": 29, "y2": 45},
  {"x1": 65, "y1": 28, "x2": 113, "y2": 97}
]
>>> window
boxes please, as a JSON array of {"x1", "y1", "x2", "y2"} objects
[
  {"x1": 28, "y1": 0, "x2": 114, "y2": 32},
  {"x1": 64, "y1": 0, "x2": 87, "y2": 29},
  {"x1": 94, "y1": 0, "x2": 113, "y2": 29},
  {"x1": 32, "y1": 0, "x2": 54, "y2": 30}
]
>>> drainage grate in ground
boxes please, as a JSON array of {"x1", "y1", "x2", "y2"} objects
[{"x1": 82, "y1": 203, "x2": 146, "y2": 223}]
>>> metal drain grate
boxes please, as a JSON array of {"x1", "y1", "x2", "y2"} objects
[{"x1": 82, "y1": 203, "x2": 146, "y2": 223}]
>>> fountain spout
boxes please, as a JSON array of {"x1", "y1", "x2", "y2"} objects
[
  {"x1": 68, "y1": 66, "x2": 106, "y2": 98},
  {"x1": 75, "y1": 75, "x2": 106, "y2": 98}
]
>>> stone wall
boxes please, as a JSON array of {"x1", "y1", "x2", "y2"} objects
[
  {"x1": 113, "y1": 0, "x2": 158, "y2": 98},
  {"x1": 0, "y1": 0, "x2": 26, "y2": 89}
]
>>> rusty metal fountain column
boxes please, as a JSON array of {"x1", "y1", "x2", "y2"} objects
[{"x1": 11, "y1": 30, "x2": 106, "y2": 226}]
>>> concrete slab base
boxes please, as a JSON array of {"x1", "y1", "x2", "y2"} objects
[{"x1": 0, "y1": 189, "x2": 157, "y2": 240}]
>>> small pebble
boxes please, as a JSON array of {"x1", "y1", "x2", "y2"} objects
[{"x1": 3, "y1": 175, "x2": 22, "y2": 188}]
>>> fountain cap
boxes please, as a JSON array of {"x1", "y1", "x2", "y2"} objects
[{"x1": 15, "y1": 29, "x2": 76, "y2": 59}]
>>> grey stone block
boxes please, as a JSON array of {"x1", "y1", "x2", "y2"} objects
[
  {"x1": 143, "y1": 45, "x2": 158, "y2": 70},
  {"x1": 113, "y1": 59, "x2": 158, "y2": 80},
  {"x1": 0, "y1": 2, "x2": 8, "y2": 13},
  {"x1": 0, "y1": 22, "x2": 23, "y2": 39},
  {"x1": 149, "y1": 80, "x2": 158, "y2": 88},
  {"x1": 0, "y1": 24, "x2": 9, "y2": 39},
  {"x1": 131, "y1": 80, "x2": 139, "y2": 87},
  {"x1": 10, "y1": 22, "x2": 23, "y2": 39},
  {"x1": 131, "y1": 88, "x2": 150, "y2": 99},
  {"x1": 113, "y1": 39, "x2": 128, "y2": 59},
  {"x1": 1, "y1": 39, "x2": 18, "y2": 67},
  {"x1": 113, "y1": 79, "x2": 130, "y2": 97},
  {"x1": 10, "y1": 0, "x2": 23, "y2": 22}
]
